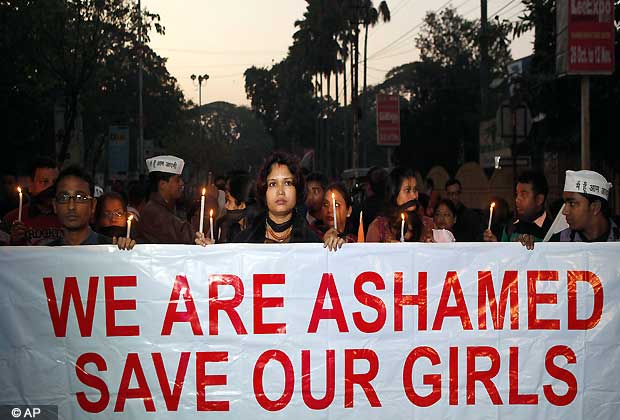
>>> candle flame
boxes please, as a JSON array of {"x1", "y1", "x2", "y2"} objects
[
  {"x1": 209, "y1": 209, "x2": 213, "y2": 217},
  {"x1": 401, "y1": 213, "x2": 405, "y2": 220},
  {"x1": 490, "y1": 202, "x2": 496, "y2": 209},
  {"x1": 202, "y1": 187, "x2": 206, "y2": 196},
  {"x1": 127, "y1": 214, "x2": 134, "y2": 222},
  {"x1": 17, "y1": 186, "x2": 22, "y2": 194},
  {"x1": 331, "y1": 192, "x2": 335, "y2": 199}
]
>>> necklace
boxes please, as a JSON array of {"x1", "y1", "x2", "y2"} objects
[{"x1": 265, "y1": 222, "x2": 292, "y2": 242}]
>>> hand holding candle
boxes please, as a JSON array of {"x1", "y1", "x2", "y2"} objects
[
  {"x1": 331, "y1": 192, "x2": 338, "y2": 231},
  {"x1": 209, "y1": 209, "x2": 214, "y2": 241},
  {"x1": 487, "y1": 202, "x2": 495, "y2": 230},
  {"x1": 199, "y1": 188, "x2": 206, "y2": 233},
  {"x1": 17, "y1": 186, "x2": 23, "y2": 222},
  {"x1": 126, "y1": 214, "x2": 133, "y2": 238},
  {"x1": 400, "y1": 213, "x2": 405, "y2": 242}
]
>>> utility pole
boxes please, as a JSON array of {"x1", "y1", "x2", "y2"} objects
[
  {"x1": 137, "y1": 0, "x2": 144, "y2": 175},
  {"x1": 581, "y1": 76, "x2": 590, "y2": 170}
]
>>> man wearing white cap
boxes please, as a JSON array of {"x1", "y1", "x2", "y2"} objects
[
  {"x1": 135, "y1": 155, "x2": 198, "y2": 244},
  {"x1": 551, "y1": 170, "x2": 619, "y2": 242}
]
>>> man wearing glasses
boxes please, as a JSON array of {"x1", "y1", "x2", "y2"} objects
[{"x1": 50, "y1": 166, "x2": 134, "y2": 249}]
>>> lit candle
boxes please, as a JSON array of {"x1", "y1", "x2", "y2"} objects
[
  {"x1": 199, "y1": 188, "x2": 206, "y2": 233},
  {"x1": 400, "y1": 213, "x2": 405, "y2": 242},
  {"x1": 209, "y1": 209, "x2": 214, "y2": 241},
  {"x1": 331, "y1": 192, "x2": 338, "y2": 231},
  {"x1": 487, "y1": 202, "x2": 495, "y2": 230},
  {"x1": 126, "y1": 214, "x2": 133, "y2": 238},
  {"x1": 17, "y1": 186, "x2": 23, "y2": 222}
]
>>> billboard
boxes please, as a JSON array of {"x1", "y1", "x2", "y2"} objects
[
  {"x1": 376, "y1": 94, "x2": 401, "y2": 146},
  {"x1": 556, "y1": 0, "x2": 615, "y2": 75}
]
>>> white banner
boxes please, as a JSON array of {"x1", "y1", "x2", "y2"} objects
[{"x1": 1, "y1": 243, "x2": 620, "y2": 419}]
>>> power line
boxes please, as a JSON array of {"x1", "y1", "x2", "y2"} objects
[
  {"x1": 152, "y1": 47, "x2": 286, "y2": 56},
  {"x1": 368, "y1": 0, "x2": 453, "y2": 60},
  {"x1": 489, "y1": 0, "x2": 518, "y2": 18},
  {"x1": 495, "y1": 1, "x2": 523, "y2": 19}
]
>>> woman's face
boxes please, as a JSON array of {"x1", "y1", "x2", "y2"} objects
[
  {"x1": 321, "y1": 188, "x2": 351, "y2": 232},
  {"x1": 265, "y1": 163, "x2": 296, "y2": 219},
  {"x1": 98, "y1": 198, "x2": 126, "y2": 228},
  {"x1": 396, "y1": 177, "x2": 418, "y2": 211},
  {"x1": 434, "y1": 203, "x2": 456, "y2": 230},
  {"x1": 225, "y1": 190, "x2": 245, "y2": 211}
]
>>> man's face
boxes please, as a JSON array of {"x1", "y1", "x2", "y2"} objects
[
  {"x1": 446, "y1": 184, "x2": 461, "y2": 207},
  {"x1": 31, "y1": 167, "x2": 58, "y2": 196},
  {"x1": 160, "y1": 175, "x2": 184, "y2": 202},
  {"x1": 305, "y1": 181, "x2": 324, "y2": 213},
  {"x1": 53, "y1": 176, "x2": 95, "y2": 232},
  {"x1": 562, "y1": 192, "x2": 595, "y2": 232},
  {"x1": 515, "y1": 182, "x2": 543, "y2": 221}
]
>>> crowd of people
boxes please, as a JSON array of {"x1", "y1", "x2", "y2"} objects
[{"x1": 1, "y1": 151, "x2": 618, "y2": 251}]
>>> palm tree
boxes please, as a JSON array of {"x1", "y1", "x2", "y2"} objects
[{"x1": 362, "y1": 1, "x2": 391, "y2": 99}]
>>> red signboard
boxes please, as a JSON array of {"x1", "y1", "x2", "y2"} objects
[
  {"x1": 557, "y1": 0, "x2": 615, "y2": 75},
  {"x1": 376, "y1": 94, "x2": 400, "y2": 146}
]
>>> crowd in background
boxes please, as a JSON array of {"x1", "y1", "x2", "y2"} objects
[{"x1": 1, "y1": 151, "x2": 618, "y2": 250}]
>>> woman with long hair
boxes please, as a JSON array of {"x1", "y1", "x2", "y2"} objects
[{"x1": 366, "y1": 167, "x2": 423, "y2": 243}]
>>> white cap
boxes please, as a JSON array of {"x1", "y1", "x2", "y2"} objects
[
  {"x1": 146, "y1": 155, "x2": 184, "y2": 175},
  {"x1": 564, "y1": 170, "x2": 612, "y2": 201}
]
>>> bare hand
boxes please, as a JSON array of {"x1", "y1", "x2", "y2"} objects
[
  {"x1": 323, "y1": 228, "x2": 346, "y2": 252},
  {"x1": 195, "y1": 231, "x2": 215, "y2": 247},
  {"x1": 483, "y1": 228, "x2": 497, "y2": 242},
  {"x1": 113, "y1": 236, "x2": 136, "y2": 250},
  {"x1": 10, "y1": 221, "x2": 28, "y2": 245},
  {"x1": 518, "y1": 233, "x2": 535, "y2": 250}
]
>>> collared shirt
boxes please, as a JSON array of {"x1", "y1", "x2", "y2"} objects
[{"x1": 501, "y1": 211, "x2": 552, "y2": 243}]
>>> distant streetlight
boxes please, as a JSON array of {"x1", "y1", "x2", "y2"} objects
[
  {"x1": 190, "y1": 73, "x2": 209, "y2": 109},
  {"x1": 191, "y1": 73, "x2": 209, "y2": 142}
]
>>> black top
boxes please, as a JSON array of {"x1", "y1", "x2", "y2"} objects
[
  {"x1": 49, "y1": 229, "x2": 113, "y2": 246},
  {"x1": 452, "y1": 204, "x2": 483, "y2": 242},
  {"x1": 232, "y1": 211, "x2": 321, "y2": 244}
]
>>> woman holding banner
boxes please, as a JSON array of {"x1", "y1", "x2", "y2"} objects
[{"x1": 233, "y1": 151, "x2": 320, "y2": 244}]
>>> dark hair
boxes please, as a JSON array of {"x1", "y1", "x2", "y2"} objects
[
  {"x1": 445, "y1": 178, "x2": 461, "y2": 191},
  {"x1": 582, "y1": 193, "x2": 611, "y2": 218},
  {"x1": 435, "y1": 198, "x2": 457, "y2": 218},
  {"x1": 148, "y1": 171, "x2": 175, "y2": 194},
  {"x1": 306, "y1": 172, "x2": 328, "y2": 190},
  {"x1": 517, "y1": 170, "x2": 548, "y2": 200},
  {"x1": 95, "y1": 192, "x2": 127, "y2": 225},
  {"x1": 54, "y1": 165, "x2": 94, "y2": 195},
  {"x1": 325, "y1": 182, "x2": 352, "y2": 208},
  {"x1": 367, "y1": 166, "x2": 388, "y2": 197},
  {"x1": 387, "y1": 167, "x2": 416, "y2": 206},
  {"x1": 227, "y1": 173, "x2": 253, "y2": 206},
  {"x1": 426, "y1": 178, "x2": 434, "y2": 190},
  {"x1": 30, "y1": 156, "x2": 57, "y2": 179},
  {"x1": 127, "y1": 181, "x2": 146, "y2": 206},
  {"x1": 255, "y1": 151, "x2": 304, "y2": 209}
]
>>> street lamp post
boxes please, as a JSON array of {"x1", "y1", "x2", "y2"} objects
[{"x1": 190, "y1": 73, "x2": 209, "y2": 110}]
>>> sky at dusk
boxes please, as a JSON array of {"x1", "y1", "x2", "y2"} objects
[{"x1": 143, "y1": 0, "x2": 533, "y2": 106}]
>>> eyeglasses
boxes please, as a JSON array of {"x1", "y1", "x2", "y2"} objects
[
  {"x1": 55, "y1": 192, "x2": 93, "y2": 204},
  {"x1": 102, "y1": 210, "x2": 125, "y2": 219}
]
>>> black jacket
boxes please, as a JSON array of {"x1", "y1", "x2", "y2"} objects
[{"x1": 232, "y1": 211, "x2": 321, "y2": 243}]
